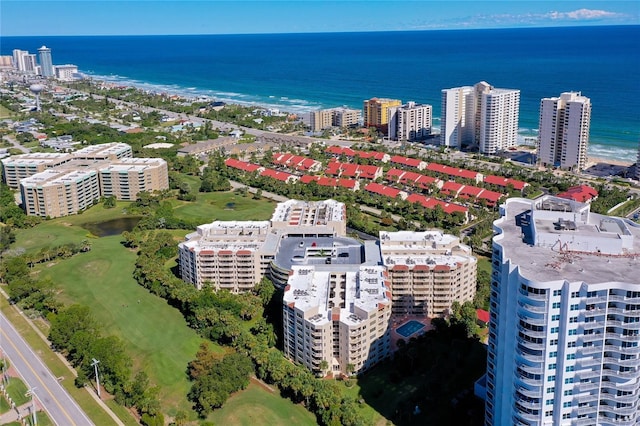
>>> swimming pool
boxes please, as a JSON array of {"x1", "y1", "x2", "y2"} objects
[{"x1": 396, "y1": 320, "x2": 425, "y2": 338}]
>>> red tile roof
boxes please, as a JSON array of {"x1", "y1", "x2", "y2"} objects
[
  {"x1": 225, "y1": 158, "x2": 261, "y2": 172},
  {"x1": 476, "y1": 309, "x2": 490, "y2": 324},
  {"x1": 484, "y1": 175, "x2": 528, "y2": 191},
  {"x1": 426, "y1": 163, "x2": 480, "y2": 180},
  {"x1": 557, "y1": 185, "x2": 598, "y2": 202},
  {"x1": 391, "y1": 155, "x2": 422, "y2": 168},
  {"x1": 365, "y1": 182, "x2": 402, "y2": 198}
]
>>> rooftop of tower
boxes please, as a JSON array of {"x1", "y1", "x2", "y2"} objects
[{"x1": 493, "y1": 196, "x2": 640, "y2": 284}]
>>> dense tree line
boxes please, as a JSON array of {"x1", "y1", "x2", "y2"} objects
[
  {"x1": 131, "y1": 230, "x2": 369, "y2": 424},
  {"x1": 1, "y1": 255, "x2": 60, "y2": 313},
  {"x1": 48, "y1": 305, "x2": 163, "y2": 424},
  {"x1": 0, "y1": 183, "x2": 41, "y2": 229}
]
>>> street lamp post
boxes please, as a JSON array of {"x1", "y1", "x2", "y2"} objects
[
  {"x1": 91, "y1": 358, "x2": 101, "y2": 398},
  {"x1": 26, "y1": 386, "x2": 37, "y2": 426}
]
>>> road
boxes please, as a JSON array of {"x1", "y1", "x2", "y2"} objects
[
  {"x1": 2, "y1": 135, "x2": 31, "y2": 154},
  {"x1": 0, "y1": 312, "x2": 94, "y2": 426}
]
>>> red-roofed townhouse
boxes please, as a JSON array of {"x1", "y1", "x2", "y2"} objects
[
  {"x1": 364, "y1": 182, "x2": 408, "y2": 200},
  {"x1": 441, "y1": 181, "x2": 465, "y2": 197},
  {"x1": 484, "y1": 175, "x2": 528, "y2": 191},
  {"x1": 557, "y1": 185, "x2": 598, "y2": 203}
]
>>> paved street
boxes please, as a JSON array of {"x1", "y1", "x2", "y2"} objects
[{"x1": 0, "y1": 312, "x2": 94, "y2": 425}]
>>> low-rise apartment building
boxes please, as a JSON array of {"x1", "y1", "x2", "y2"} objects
[
  {"x1": 3, "y1": 143, "x2": 169, "y2": 217},
  {"x1": 380, "y1": 230, "x2": 477, "y2": 317},
  {"x1": 20, "y1": 168, "x2": 100, "y2": 218}
]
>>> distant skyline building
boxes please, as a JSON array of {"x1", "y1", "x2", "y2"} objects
[
  {"x1": 310, "y1": 107, "x2": 361, "y2": 132},
  {"x1": 484, "y1": 196, "x2": 640, "y2": 425},
  {"x1": 54, "y1": 64, "x2": 79, "y2": 81},
  {"x1": 37, "y1": 45, "x2": 54, "y2": 77},
  {"x1": 12, "y1": 49, "x2": 36, "y2": 74},
  {"x1": 637, "y1": 142, "x2": 640, "y2": 181},
  {"x1": 388, "y1": 101, "x2": 432, "y2": 142},
  {"x1": 363, "y1": 97, "x2": 402, "y2": 135},
  {"x1": 440, "y1": 81, "x2": 520, "y2": 154},
  {"x1": 538, "y1": 92, "x2": 592, "y2": 171}
]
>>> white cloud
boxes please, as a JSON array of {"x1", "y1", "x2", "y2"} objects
[{"x1": 547, "y1": 8, "x2": 625, "y2": 21}]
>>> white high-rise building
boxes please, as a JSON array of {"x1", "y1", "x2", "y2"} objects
[
  {"x1": 538, "y1": 92, "x2": 591, "y2": 171},
  {"x1": 484, "y1": 196, "x2": 640, "y2": 426},
  {"x1": 440, "y1": 81, "x2": 520, "y2": 154},
  {"x1": 388, "y1": 101, "x2": 432, "y2": 142},
  {"x1": 12, "y1": 49, "x2": 37, "y2": 74},
  {"x1": 54, "y1": 65, "x2": 79, "y2": 81},
  {"x1": 38, "y1": 45, "x2": 54, "y2": 77},
  {"x1": 440, "y1": 86, "x2": 475, "y2": 148}
]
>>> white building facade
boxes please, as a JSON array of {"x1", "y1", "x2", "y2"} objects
[
  {"x1": 388, "y1": 101, "x2": 432, "y2": 142},
  {"x1": 538, "y1": 92, "x2": 592, "y2": 171},
  {"x1": 441, "y1": 81, "x2": 520, "y2": 154},
  {"x1": 485, "y1": 196, "x2": 640, "y2": 426},
  {"x1": 283, "y1": 265, "x2": 392, "y2": 376}
]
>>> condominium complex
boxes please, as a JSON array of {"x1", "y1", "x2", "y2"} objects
[
  {"x1": 2, "y1": 143, "x2": 168, "y2": 218},
  {"x1": 310, "y1": 109, "x2": 333, "y2": 132},
  {"x1": 20, "y1": 168, "x2": 100, "y2": 218},
  {"x1": 283, "y1": 264, "x2": 391, "y2": 376},
  {"x1": 37, "y1": 45, "x2": 54, "y2": 77},
  {"x1": 310, "y1": 107, "x2": 361, "y2": 132},
  {"x1": 54, "y1": 65, "x2": 79, "y2": 81},
  {"x1": 380, "y1": 231, "x2": 477, "y2": 317},
  {"x1": 441, "y1": 81, "x2": 520, "y2": 154},
  {"x1": 180, "y1": 199, "x2": 478, "y2": 376},
  {"x1": 484, "y1": 196, "x2": 640, "y2": 425},
  {"x1": 178, "y1": 199, "x2": 350, "y2": 291},
  {"x1": 12, "y1": 49, "x2": 37, "y2": 74},
  {"x1": 363, "y1": 98, "x2": 402, "y2": 134},
  {"x1": 388, "y1": 102, "x2": 432, "y2": 142},
  {"x1": 538, "y1": 92, "x2": 592, "y2": 171}
]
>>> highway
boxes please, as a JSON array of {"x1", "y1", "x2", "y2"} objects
[{"x1": 0, "y1": 312, "x2": 94, "y2": 426}]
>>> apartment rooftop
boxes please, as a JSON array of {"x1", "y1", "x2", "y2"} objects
[
  {"x1": 20, "y1": 168, "x2": 96, "y2": 187},
  {"x1": 73, "y1": 142, "x2": 131, "y2": 158},
  {"x1": 2, "y1": 152, "x2": 71, "y2": 166},
  {"x1": 495, "y1": 196, "x2": 640, "y2": 283},
  {"x1": 379, "y1": 230, "x2": 460, "y2": 250},
  {"x1": 271, "y1": 199, "x2": 345, "y2": 226},
  {"x1": 284, "y1": 265, "x2": 390, "y2": 327}
]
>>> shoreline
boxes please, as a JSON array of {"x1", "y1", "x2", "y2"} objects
[{"x1": 85, "y1": 73, "x2": 639, "y2": 165}]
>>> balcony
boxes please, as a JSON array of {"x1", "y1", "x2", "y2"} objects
[{"x1": 574, "y1": 381, "x2": 598, "y2": 392}]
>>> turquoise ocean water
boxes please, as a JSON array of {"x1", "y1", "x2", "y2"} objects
[{"x1": 4, "y1": 25, "x2": 639, "y2": 161}]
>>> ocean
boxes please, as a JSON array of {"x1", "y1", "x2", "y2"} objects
[{"x1": 4, "y1": 25, "x2": 640, "y2": 162}]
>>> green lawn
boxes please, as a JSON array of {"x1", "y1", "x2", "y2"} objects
[
  {"x1": 173, "y1": 191, "x2": 275, "y2": 224},
  {"x1": 37, "y1": 234, "x2": 210, "y2": 414},
  {"x1": 0, "y1": 105, "x2": 12, "y2": 119},
  {"x1": 208, "y1": 381, "x2": 317, "y2": 426},
  {"x1": 0, "y1": 395, "x2": 10, "y2": 413},
  {"x1": 5, "y1": 377, "x2": 29, "y2": 406}
]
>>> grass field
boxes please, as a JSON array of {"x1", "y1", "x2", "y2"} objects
[
  {"x1": 0, "y1": 105, "x2": 12, "y2": 119},
  {"x1": 10, "y1": 193, "x2": 290, "y2": 420},
  {"x1": 37, "y1": 234, "x2": 209, "y2": 415},
  {"x1": 5, "y1": 377, "x2": 29, "y2": 406},
  {"x1": 173, "y1": 191, "x2": 276, "y2": 224},
  {"x1": 0, "y1": 395, "x2": 11, "y2": 413},
  {"x1": 208, "y1": 381, "x2": 317, "y2": 426}
]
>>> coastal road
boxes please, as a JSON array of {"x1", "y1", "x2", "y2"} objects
[{"x1": 0, "y1": 312, "x2": 94, "y2": 426}]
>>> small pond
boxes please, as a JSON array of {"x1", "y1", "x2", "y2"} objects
[{"x1": 83, "y1": 217, "x2": 142, "y2": 237}]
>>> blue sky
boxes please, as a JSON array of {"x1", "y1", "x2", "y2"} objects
[{"x1": 2, "y1": 1, "x2": 638, "y2": 36}]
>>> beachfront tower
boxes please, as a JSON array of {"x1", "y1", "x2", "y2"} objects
[
  {"x1": 636, "y1": 142, "x2": 640, "y2": 181},
  {"x1": 484, "y1": 195, "x2": 640, "y2": 426},
  {"x1": 38, "y1": 46, "x2": 54, "y2": 77},
  {"x1": 12, "y1": 49, "x2": 37, "y2": 74},
  {"x1": 440, "y1": 82, "x2": 520, "y2": 154},
  {"x1": 388, "y1": 101, "x2": 433, "y2": 142},
  {"x1": 538, "y1": 92, "x2": 591, "y2": 171},
  {"x1": 363, "y1": 97, "x2": 402, "y2": 135}
]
